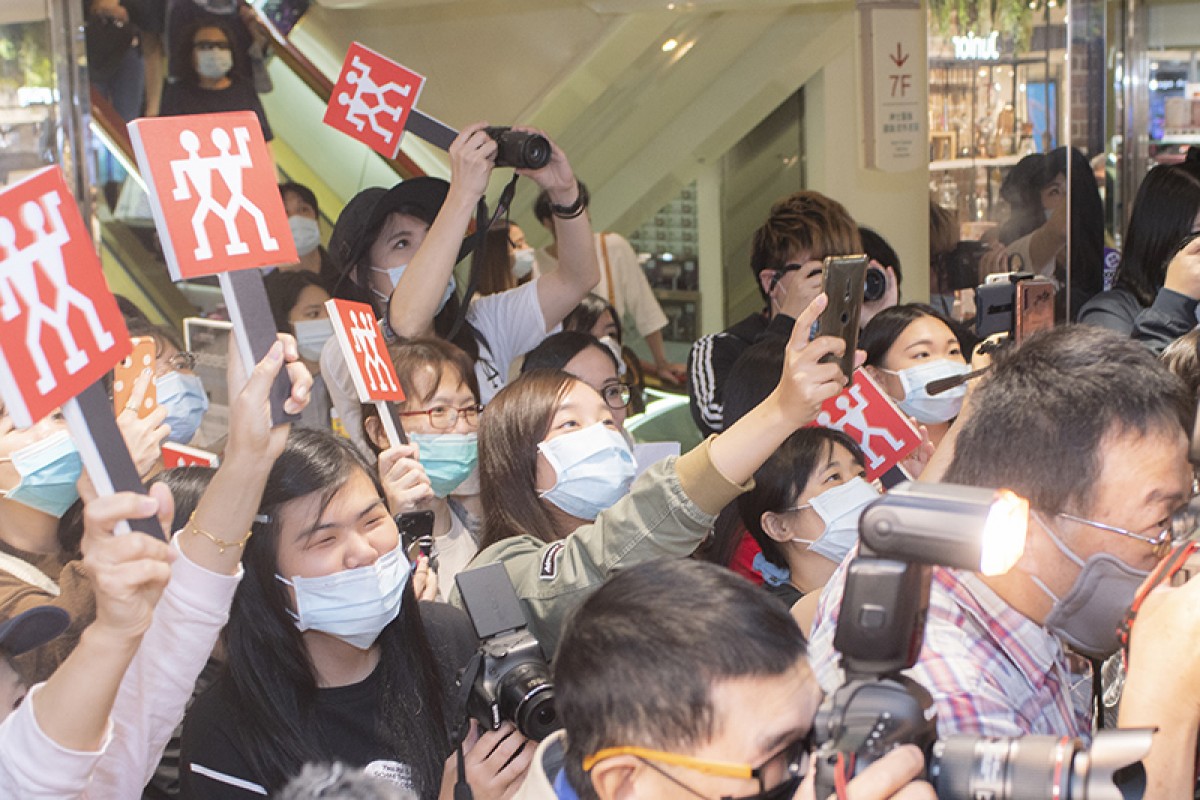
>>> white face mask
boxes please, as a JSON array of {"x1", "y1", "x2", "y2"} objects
[
  {"x1": 195, "y1": 49, "x2": 233, "y2": 81},
  {"x1": 512, "y1": 247, "x2": 536, "y2": 279},
  {"x1": 276, "y1": 544, "x2": 411, "y2": 650},
  {"x1": 289, "y1": 215, "x2": 321, "y2": 257},
  {"x1": 293, "y1": 318, "x2": 334, "y2": 362},
  {"x1": 886, "y1": 360, "x2": 970, "y2": 424},
  {"x1": 370, "y1": 264, "x2": 456, "y2": 315},
  {"x1": 538, "y1": 422, "x2": 636, "y2": 520},
  {"x1": 789, "y1": 477, "x2": 879, "y2": 564}
]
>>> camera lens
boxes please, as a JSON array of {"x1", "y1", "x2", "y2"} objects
[
  {"x1": 497, "y1": 661, "x2": 560, "y2": 741},
  {"x1": 863, "y1": 266, "x2": 887, "y2": 303},
  {"x1": 519, "y1": 135, "x2": 551, "y2": 170},
  {"x1": 931, "y1": 735, "x2": 1081, "y2": 799}
]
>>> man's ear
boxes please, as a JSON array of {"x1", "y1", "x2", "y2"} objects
[
  {"x1": 758, "y1": 269, "x2": 777, "y2": 298},
  {"x1": 590, "y1": 755, "x2": 646, "y2": 800},
  {"x1": 364, "y1": 415, "x2": 387, "y2": 451},
  {"x1": 760, "y1": 510, "x2": 793, "y2": 544}
]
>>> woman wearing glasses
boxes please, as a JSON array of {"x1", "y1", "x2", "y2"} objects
[
  {"x1": 459, "y1": 295, "x2": 857, "y2": 657},
  {"x1": 521, "y1": 331, "x2": 632, "y2": 427},
  {"x1": 159, "y1": 19, "x2": 272, "y2": 140},
  {"x1": 362, "y1": 339, "x2": 485, "y2": 598}
]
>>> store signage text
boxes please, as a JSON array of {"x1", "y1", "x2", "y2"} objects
[{"x1": 952, "y1": 31, "x2": 1000, "y2": 61}]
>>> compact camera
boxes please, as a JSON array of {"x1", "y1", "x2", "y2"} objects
[
  {"x1": 484, "y1": 127, "x2": 552, "y2": 170},
  {"x1": 455, "y1": 563, "x2": 560, "y2": 741}
]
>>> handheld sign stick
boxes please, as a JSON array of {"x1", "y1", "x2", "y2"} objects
[
  {"x1": 325, "y1": 298, "x2": 408, "y2": 447},
  {"x1": 324, "y1": 42, "x2": 457, "y2": 155},
  {"x1": 0, "y1": 167, "x2": 164, "y2": 539},
  {"x1": 128, "y1": 110, "x2": 300, "y2": 426}
]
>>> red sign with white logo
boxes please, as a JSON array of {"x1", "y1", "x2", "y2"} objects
[
  {"x1": 813, "y1": 368, "x2": 920, "y2": 481},
  {"x1": 162, "y1": 442, "x2": 220, "y2": 469},
  {"x1": 325, "y1": 299, "x2": 405, "y2": 403},
  {"x1": 128, "y1": 111, "x2": 297, "y2": 280},
  {"x1": 0, "y1": 167, "x2": 130, "y2": 428},
  {"x1": 323, "y1": 43, "x2": 426, "y2": 159}
]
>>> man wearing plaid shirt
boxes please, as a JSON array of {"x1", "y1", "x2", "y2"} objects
[{"x1": 808, "y1": 325, "x2": 1193, "y2": 740}]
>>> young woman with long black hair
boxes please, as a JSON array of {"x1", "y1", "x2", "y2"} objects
[{"x1": 179, "y1": 427, "x2": 530, "y2": 799}]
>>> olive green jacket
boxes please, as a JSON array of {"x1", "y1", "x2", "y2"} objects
[{"x1": 452, "y1": 437, "x2": 751, "y2": 657}]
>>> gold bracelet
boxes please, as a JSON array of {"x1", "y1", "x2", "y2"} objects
[{"x1": 186, "y1": 511, "x2": 253, "y2": 554}]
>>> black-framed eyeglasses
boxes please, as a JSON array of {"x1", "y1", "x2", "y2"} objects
[
  {"x1": 583, "y1": 732, "x2": 811, "y2": 800},
  {"x1": 600, "y1": 382, "x2": 632, "y2": 411},
  {"x1": 397, "y1": 404, "x2": 483, "y2": 431},
  {"x1": 768, "y1": 260, "x2": 824, "y2": 292}
]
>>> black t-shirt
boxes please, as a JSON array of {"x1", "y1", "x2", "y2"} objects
[
  {"x1": 178, "y1": 602, "x2": 477, "y2": 799},
  {"x1": 159, "y1": 78, "x2": 273, "y2": 140}
]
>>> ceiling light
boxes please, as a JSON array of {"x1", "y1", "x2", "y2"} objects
[{"x1": 662, "y1": 38, "x2": 678, "y2": 52}]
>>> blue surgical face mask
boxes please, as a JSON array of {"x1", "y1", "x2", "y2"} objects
[
  {"x1": 289, "y1": 215, "x2": 321, "y2": 257},
  {"x1": 538, "y1": 422, "x2": 636, "y2": 521},
  {"x1": 409, "y1": 432, "x2": 478, "y2": 498},
  {"x1": 156, "y1": 371, "x2": 209, "y2": 444},
  {"x1": 887, "y1": 360, "x2": 970, "y2": 424},
  {"x1": 293, "y1": 318, "x2": 334, "y2": 363},
  {"x1": 276, "y1": 543, "x2": 411, "y2": 650},
  {"x1": 371, "y1": 264, "x2": 456, "y2": 315},
  {"x1": 791, "y1": 477, "x2": 879, "y2": 565},
  {"x1": 0, "y1": 430, "x2": 83, "y2": 518}
]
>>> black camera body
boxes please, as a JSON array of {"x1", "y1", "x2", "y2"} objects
[
  {"x1": 455, "y1": 563, "x2": 560, "y2": 742},
  {"x1": 484, "y1": 127, "x2": 551, "y2": 170}
]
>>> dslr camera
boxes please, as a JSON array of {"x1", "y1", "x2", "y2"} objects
[
  {"x1": 455, "y1": 563, "x2": 560, "y2": 741},
  {"x1": 484, "y1": 127, "x2": 551, "y2": 170},
  {"x1": 813, "y1": 483, "x2": 1153, "y2": 800}
]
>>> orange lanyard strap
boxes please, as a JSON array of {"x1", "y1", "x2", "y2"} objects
[{"x1": 1119, "y1": 540, "x2": 1198, "y2": 654}]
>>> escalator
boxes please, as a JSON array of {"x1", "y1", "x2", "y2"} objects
[{"x1": 86, "y1": 4, "x2": 438, "y2": 331}]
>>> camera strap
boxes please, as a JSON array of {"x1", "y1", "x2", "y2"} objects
[
  {"x1": 451, "y1": 651, "x2": 485, "y2": 800},
  {"x1": 446, "y1": 175, "x2": 521, "y2": 343},
  {"x1": 1118, "y1": 540, "x2": 1197, "y2": 655}
]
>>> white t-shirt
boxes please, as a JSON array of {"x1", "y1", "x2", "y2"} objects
[
  {"x1": 536, "y1": 232, "x2": 668, "y2": 338},
  {"x1": 467, "y1": 277, "x2": 553, "y2": 402},
  {"x1": 434, "y1": 509, "x2": 478, "y2": 603}
]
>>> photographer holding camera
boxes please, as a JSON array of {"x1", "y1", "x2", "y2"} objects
[
  {"x1": 385, "y1": 122, "x2": 600, "y2": 402},
  {"x1": 809, "y1": 325, "x2": 1193, "y2": 751},
  {"x1": 512, "y1": 558, "x2": 933, "y2": 800}
]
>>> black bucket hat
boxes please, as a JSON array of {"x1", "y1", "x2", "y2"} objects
[{"x1": 327, "y1": 177, "x2": 450, "y2": 279}]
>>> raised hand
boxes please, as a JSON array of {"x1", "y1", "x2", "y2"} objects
[{"x1": 378, "y1": 442, "x2": 435, "y2": 515}]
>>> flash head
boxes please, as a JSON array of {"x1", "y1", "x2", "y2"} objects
[{"x1": 860, "y1": 482, "x2": 1028, "y2": 576}]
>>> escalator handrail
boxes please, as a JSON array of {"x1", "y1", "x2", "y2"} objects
[{"x1": 86, "y1": 11, "x2": 426, "y2": 185}]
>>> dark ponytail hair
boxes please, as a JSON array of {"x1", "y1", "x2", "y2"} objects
[{"x1": 218, "y1": 428, "x2": 449, "y2": 796}]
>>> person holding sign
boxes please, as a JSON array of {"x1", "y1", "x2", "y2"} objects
[
  {"x1": 458, "y1": 294, "x2": 858, "y2": 657},
  {"x1": 0, "y1": 336, "x2": 310, "y2": 797},
  {"x1": 381, "y1": 123, "x2": 599, "y2": 402},
  {"x1": 361, "y1": 338, "x2": 483, "y2": 599}
]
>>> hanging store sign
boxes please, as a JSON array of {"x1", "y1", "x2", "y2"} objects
[
  {"x1": 861, "y1": 5, "x2": 927, "y2": 172},
  {"x1": 952, "y1": 30, "x2": 1000, "y2": 61}
]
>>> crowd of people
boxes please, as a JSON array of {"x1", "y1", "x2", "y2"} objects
[{"x1": 9, "y1": 56, "x2": 1200, "y2": 797}]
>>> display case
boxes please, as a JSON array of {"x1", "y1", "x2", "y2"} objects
[{"x1": 626, "y1": 182, "x2": 701, "y2": 345}]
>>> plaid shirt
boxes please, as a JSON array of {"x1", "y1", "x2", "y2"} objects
[{"x1": 809, "y1": 561, "x2": 1093, "y2": 739}]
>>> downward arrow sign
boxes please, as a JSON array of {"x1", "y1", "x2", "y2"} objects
[{"x1": 889, "y1": 43, "x2": 909, "y2": 68}]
